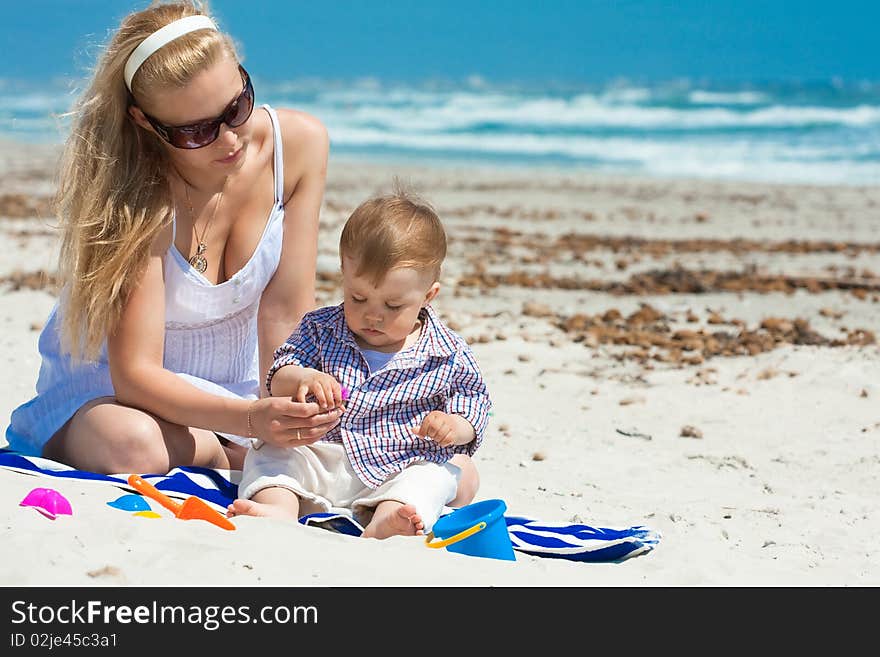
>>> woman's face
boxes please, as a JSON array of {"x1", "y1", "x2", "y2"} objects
[{"x1": 132, "y1": 55, "x2": 254, "y2": 173}]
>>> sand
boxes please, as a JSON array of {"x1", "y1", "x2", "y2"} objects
[{"x1": 0, "y1": 143, "x2": 878, "y2": 586}]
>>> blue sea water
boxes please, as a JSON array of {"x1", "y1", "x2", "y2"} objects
[
  {"x1": 4, "y1": 76, "x2": 878, "y2": 186},
  {"x1": 2, "y1": 2, "x2": 878, "y2": 186}
]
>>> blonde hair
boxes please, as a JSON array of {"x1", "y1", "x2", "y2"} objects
[
  {"x1": 339, "y1": 183, "x2": 447, "y2": 286},
  {"x1": 56, "y1": 1, "x2": 238, "y2": 360}
]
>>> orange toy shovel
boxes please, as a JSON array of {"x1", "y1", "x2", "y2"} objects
[{"x1": 127, "y1": 474, "x2": 236, "y2": 531}]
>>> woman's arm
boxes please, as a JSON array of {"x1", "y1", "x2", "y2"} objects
[
  {"x1": 107, "y1": 224, "x2": 256, "y2": 436},
  {"x1": 257, "y1": 109, "x2": 329, "y2": 397},
  {"x1": 106, "y1": 223, "x2": 335, "y2": 446}
]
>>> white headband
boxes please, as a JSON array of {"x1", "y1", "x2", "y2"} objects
[{"x1": 124, "y1": 15, "x2": 218, "y2": 91}]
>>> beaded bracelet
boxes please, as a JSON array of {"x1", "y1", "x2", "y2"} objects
[{"x1": 246, "y1": 400, "x2": 257, "y2": 438}]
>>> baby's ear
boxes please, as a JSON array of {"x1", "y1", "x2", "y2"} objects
[{"x1": 423, "y1": 281, "x2": 441, "y2": 305}]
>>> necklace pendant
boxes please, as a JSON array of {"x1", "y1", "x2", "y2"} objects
[
  {"x1": 196, "y1": 242, "x2": 207, "y2": 255},
  {"x1": 189, "y1": 253, "x2": 208, "y2": 273}
]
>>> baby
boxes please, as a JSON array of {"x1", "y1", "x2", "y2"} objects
[{"x1": 228, "y1": 187, "x2": 492, "y2": 538}]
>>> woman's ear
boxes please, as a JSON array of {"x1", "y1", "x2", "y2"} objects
[{"x1": 127, "y1": 104, "x2": 153, "y2": 133}]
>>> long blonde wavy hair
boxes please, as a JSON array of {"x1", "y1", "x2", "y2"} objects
[{"x1": 56, "y1": 0, "x2": 239, "y2": 361}]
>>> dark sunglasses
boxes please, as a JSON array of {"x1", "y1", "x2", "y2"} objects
[{"x1": 138, "y1": 66, "x2": 255, "y2": 149}]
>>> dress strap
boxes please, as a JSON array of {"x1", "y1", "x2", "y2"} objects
[{"x1": 261, "y1": 104, "x2": 285, "y2": 205}]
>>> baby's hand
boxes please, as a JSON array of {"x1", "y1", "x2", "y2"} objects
[
  {"x1": 412, "y1": 410, "x2": 457, "y2": 448},
  {"x1": 295, "y1": 369, "x2": 344, "y2": 410}
]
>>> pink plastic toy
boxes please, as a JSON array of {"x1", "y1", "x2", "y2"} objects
[{"x1": 19, "y1": 487, "x2": 73, "y2": 520}]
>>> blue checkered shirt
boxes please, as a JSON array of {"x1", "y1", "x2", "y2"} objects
[{"x1": 266, "y1": 303, "x2": 492, "y2": 488}]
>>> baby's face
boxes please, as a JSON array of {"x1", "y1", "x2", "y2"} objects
[{"x1": 341, "y1": 257, "x2": 439, "y2": 353}]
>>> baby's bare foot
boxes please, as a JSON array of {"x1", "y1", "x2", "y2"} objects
[
  {"x1": 226, "y1": 498, "x2": 297, "y2": 520},
  {"x1": 362, "y1": 502, "x2": 425, "y2": 539}
]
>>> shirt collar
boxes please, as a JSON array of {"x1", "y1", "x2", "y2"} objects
[{"x1": 319, "y1": 302, "x2": 458, "y2": 359}]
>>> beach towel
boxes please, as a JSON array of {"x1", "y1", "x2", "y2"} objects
[{"x1": 0, "y1": 448, "x2": 660, "y2": 563}]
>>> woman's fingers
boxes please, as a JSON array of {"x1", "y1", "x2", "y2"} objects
[
  {"x1": 300, "y1": 416, "x2": 342, "y2": 438},
  {"x1": 269, "y1": 410, "x2": 339, "y2": 431},
  {"x1": 260, "y1": 398, "x2": 344, "y2": 446},
  {"x1": 276, "y1": 398, "x2": 322, "y2": 417},
  {"x1": 269, "y1": 407, "x2": 342, "y2": 430},
  {"x1": 277, "y1": 417, "x2": 340, "y2": 446},
  {"x1": 310, "y1": 406, "x2": 344, "y2": 426}
]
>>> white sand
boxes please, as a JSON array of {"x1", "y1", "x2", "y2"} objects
[{"x1": 1, "y1": 150, "x2": 878, "y2": 586}]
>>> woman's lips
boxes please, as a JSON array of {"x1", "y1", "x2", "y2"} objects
[{"x1": 217, "y1": 147, "x2": 242, "y2": 164}]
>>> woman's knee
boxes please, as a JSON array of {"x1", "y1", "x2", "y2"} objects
[
  {"x1": 56, "y1": 405, "x2": 173, "y2": 474},
  {"x1": 98, "y1": 414, "x2": 175, "y2": 473}
]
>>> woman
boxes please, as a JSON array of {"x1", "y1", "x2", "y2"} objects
[
  {"x1": 6, "y1": 1, "x2": 481, "y2": 506},
  {"x1": 5, "y1": 1, "x2": 339, "y2": 474}
]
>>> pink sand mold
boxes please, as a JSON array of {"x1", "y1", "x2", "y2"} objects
[{"x1": 19, "y1": 487, "x2": 73, "y2": 520}]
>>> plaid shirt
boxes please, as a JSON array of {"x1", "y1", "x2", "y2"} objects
[{"x1": 266, "y1": 303, "x2": 492, "y2": 489}]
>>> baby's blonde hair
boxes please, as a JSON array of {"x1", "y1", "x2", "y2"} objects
[
  {"x1": 339, "y1": 182, "x2": 447, "y2": 286},
  {"x1": 56, "y1": 1, "x2": 238, "y2": 360}
]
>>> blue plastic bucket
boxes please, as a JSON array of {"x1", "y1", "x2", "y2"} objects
[{"x1": 425, "y1": 499, "x2": 516, "y2": 561}]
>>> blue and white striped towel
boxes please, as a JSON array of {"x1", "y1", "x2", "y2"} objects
[{"x1": 0, "y1": 448, "x2": 660, "y2": 563}]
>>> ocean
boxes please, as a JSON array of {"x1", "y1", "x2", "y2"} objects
[
  {"x1": 3, "y1": 2, "x2": 879, "y2": 186},
  {"x1": 3, "y1": 76, "x2": 878, "y2": 186}
]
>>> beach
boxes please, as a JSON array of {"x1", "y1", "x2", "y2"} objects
[{"x1": 0, "y1": 142, "x2": 878, "y2": 586}]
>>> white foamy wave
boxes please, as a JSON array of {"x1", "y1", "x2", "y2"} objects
[
  {"x1": 599, "y1": 87, "x2": 654, "y2": 103},
  {"x1": 2, "y1": 77, "x2": 878, "y2": 186},
  {"x1": 328, "y1": 125, "x2": 868, "y2": 160},
  {"x1": 327, "y1": 125, "x2": 879, "y2": 185},
  {"x1": 304, "y1": 94, "x2": 880, "y2": 131},
  {"x1": 689, "y1": 90, "x2": 769, "y2": 105}
]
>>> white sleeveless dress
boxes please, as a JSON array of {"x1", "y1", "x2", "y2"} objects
[{"x1": 6, "y1": 105, "x2": 286, "y2": 456}]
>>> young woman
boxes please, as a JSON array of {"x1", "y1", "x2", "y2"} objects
[{"x1": 6, "y1": 1, "x2": 340, "y2": 474}]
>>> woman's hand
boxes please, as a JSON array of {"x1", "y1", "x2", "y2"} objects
[{"x1": 249, "y1": 396, "x2": 343, "y2": 448}]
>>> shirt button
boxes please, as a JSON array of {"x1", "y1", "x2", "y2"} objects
[
  {"x1": 234, "y1": 278, "x2": 242, "y2": 287},
  {"x1": 232, "y1": 296, "x2": 240, "y2": 304}
]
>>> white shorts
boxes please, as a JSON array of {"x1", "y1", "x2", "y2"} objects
[{"x1": 238, "y1": 441, "x2": 460, "y2": 531}]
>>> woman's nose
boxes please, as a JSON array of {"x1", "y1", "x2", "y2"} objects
[{"x1": 218, "y1": 124, "x2": 238, "y2": 149}]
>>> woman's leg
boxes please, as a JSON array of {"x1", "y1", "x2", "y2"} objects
[
  {"x1": 42, "y1": 396, "x2": 234, "y2": 474},
  {"x1": 217, "y1": 437, "x2": 248, "y2": 470},
  {"x1": 449, "y1": 454, "x2": 480, "y2": 507}
]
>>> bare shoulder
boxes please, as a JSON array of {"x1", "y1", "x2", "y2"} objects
[
  {"x1": 276, "y1": 108, "x2": 328, "y2": 145},
  {"x1": 277, "y1": 109, "x2": 329, "y2": 163},
  {"x1": 270, "y1": 109, "x2": 328, "y2": 201}
]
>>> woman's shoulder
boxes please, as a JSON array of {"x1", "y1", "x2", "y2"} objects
[
  {"x1": 273, "y1": 108, "x2": 329, "y2": 157},
  {"x1": 269, "y1": 107, "x2": 329, "y2": 204}
]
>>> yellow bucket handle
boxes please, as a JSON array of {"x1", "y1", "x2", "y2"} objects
[{"x1": 425, "y1": 521, "x2": 487, "y2": 549}]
